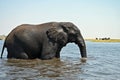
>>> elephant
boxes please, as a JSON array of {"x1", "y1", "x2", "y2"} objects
[{"x1": 1, "y1": 22, "x2": 87, "y2": 60}]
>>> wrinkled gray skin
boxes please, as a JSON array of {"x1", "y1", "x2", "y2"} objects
[{"x1": 1, "y1": 22, "x2": 87, "y2": 60}]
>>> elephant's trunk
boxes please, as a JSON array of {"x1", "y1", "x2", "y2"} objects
[
  {"x1": 78, "y1": 42, "x2": 87, "y2": 57},
  {"x1": 76, "y1": 37, "x2": 87, "y2": 61}
]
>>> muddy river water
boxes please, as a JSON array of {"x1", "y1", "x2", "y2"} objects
[{"x1": 0, "y1": 41, "x2": 120, "y2": 80}]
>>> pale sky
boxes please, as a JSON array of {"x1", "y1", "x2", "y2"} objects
[{"x1": 0, "y1": 0, "x2": 120, "y2": 38}]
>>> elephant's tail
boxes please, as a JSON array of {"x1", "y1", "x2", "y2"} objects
[{"x1": 1, "y1": 43, "x2": 5, "y2": 59}]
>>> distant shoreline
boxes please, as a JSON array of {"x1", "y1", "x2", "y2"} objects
[
  {"x1": 0, "y1": 35, "x2": 120, "y2": 42},
  {"x1": 0, "y1": 35, "x2": 6, "y2": 40},
  {"x1": 85, "y1": 39, "x2": 120, "y2": 42}
]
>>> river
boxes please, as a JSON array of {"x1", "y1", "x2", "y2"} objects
[{"x1": 0, "y1": 40, "x2": 120, "y2": 80}]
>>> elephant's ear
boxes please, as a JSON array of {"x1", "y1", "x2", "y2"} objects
[{"x1": 46, "y1": 27, "x2": 67, "y2": 46}]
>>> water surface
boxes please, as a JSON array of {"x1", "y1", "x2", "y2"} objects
[{"x1": 0, "y1": 41, "x2": 120, "y2": 80}]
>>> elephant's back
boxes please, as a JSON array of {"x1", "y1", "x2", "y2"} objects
[
  {"x1": 9, "y1": 22, "x2": 59, "y2": 35},
  {"x1": 36, "y1": 22, "x2": 59, "y2": 30},
  {"x1": 5, "y1": 22, "x2": 59, "y2": 45},
  {"x1": 5, "y1": 24, "x2": 37, "y2": 45}
]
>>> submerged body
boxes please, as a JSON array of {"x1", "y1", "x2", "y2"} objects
[{"x1": 1, "y1": 22, "x2": 87, "y2": 60}]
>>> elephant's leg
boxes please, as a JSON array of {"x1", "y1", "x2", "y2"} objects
[
  {"x1": 55, "y1": 49, "x2": 61, "y2": 58},
  {"x1": 13, "y1": 45, "x2": 29, "y2": 59},
  {"x1": 41, "y1": 42, "x2": 57, "y2": 60},
  {"x1": 14, "y1": 48, "x2": 28, "y2": 59},
  {"x1": 7, "y1": 49, "x2": 28, "y2": 59},
  {"x1": 16, "y1": 52, "x2": 28, "y2": 59},
  {"x1": 7, "y1": 46, "x2": 15, "y2": 58},
  {"x1": 55, "y1": 47, "x2": 62, "y2": 58},
  {"x1": 41, "y1": 49, "x2": 55, "y2": 60},
  {"x1": 55, "y1": 52, "x2": 60, "y2": 58},
  {"x1": 7, "y1": 52, "x2": 13, "y2": 58}
]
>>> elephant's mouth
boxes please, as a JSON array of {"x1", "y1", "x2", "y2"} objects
[
  {"x1": 68, "y1": 34, "x2": 77, "y2": 43},
  {"x1": 68, "y1": 37, "x2": 76, "y2": 43}
]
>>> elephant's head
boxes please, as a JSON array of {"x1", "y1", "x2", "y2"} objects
[{"x1": 46, "y1": 22, "x2": 87, "y2": 60}]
